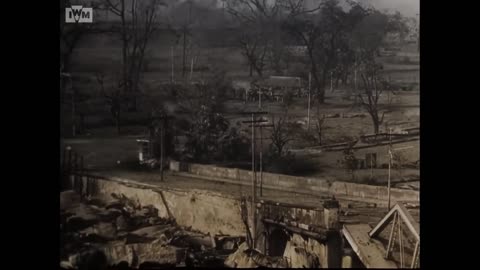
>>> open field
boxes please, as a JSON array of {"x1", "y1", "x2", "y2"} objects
[{"x1": 62, "y1": 38, "x2": 419, "y2": 189}]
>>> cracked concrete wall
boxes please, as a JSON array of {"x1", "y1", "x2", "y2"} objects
[
  {"x1": 171, "y1": 161, "x2": 419, "y2": 204},
  {"x1": 81, "y1": 176, "x2": 247, "y2": 236}
]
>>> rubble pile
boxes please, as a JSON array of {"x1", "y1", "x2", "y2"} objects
[
  {"x1": 60, "y1": 191, "x2": 244, "y2": 269},
  {"x1": 224, "y1": 243, "x2": 289, "y2": 268}
]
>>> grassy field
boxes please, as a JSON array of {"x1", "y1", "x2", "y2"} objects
[{"x1": 62, "y1": 41, "x2": 419, "y2": 188}]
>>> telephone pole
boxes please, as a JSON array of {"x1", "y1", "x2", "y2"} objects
[
  {"x1": 249, "y1": 122, "x2": 273, "y2": 197},
  {"x1": 242, "y1": 111, "x2": 268, "y2": 249},
  {"x1": 307, "y1": 72, "x2": 311, "y2": 130},
  {"x1": 171, "y1": 46, "x2": 175, "y2": 83},
  {"x1": 387, "y1": 128, "x2": 392, "y2": 210},
  {"x1": 151, "y1": 114, "x2": 173, "y2": 182}
]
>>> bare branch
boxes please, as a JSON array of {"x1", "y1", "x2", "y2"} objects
[{"x1": 104, "y1": 0, "x2": 122, "y2": 16}]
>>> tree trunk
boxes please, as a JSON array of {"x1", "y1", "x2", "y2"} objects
[
  {"x1": 249, "y1": 63, "x2": 253, "y2": 77},
  {"x1": 116, "y1": 111, "x2": 121, "y2": 135},
  {"x1": 371, "y1": 114, "x2": 380, "y2": 134},
  {"x1": 318, "y1": 71, "x2": 326, "y2": 104},
  {"x1": 254, "y1": 63, "x2": 263, "y2": 77},
  {"x1": 182, "y1": 28, "x2": 187, "y2": 77}
]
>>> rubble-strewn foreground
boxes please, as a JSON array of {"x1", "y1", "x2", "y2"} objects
[{"x1": 60, "y1": 190, "x2": 243, "y2": 269}]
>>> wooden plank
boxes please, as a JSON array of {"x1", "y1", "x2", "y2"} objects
[
  {"x1": 343, "y1": 224, "x2": 397, "y2": 268},
  {"x1": 396, "y1": 203, "x2": 420, "y2": 240},
  {"x1": 368, "y1": 206, "x2": 397, "y2": 239},
  {"x1": 369, "y1": 203, "x2": 419, "y2": 241}
]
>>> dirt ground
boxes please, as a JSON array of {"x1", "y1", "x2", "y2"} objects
[{"x1": 61, "y1": 87, "x2": 419, "y2": 189}]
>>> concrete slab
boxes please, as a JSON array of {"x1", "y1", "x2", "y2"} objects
[{"x1": 342, "y1": 224, "x2": 397, "y2": 268}]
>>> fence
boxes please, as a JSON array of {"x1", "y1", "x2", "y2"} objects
[{"x1": 60, "y1": 147, "x2": 85, "y2": 193}]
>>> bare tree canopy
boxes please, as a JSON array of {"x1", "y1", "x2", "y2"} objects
[{"x1": 99, "y1": 0, "x2": 167, "y2": 111}]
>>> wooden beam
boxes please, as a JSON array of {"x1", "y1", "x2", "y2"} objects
[
  {"x1": 262, "y1": 218, "x2": 328, "y2": 242},
  {"x1": 411, "y1": 241, "x2": 420, "y2": 268},
  {"x1": 396, "y1": 203, "x2": 420, "y2": 241},
  {"x1": 259, "y1": 199, "x2": 323, "y2": 211},
  {"x1": 369, "y1": 203, "x2": 419, "y2": 241},
  {"x1": 368, "y1": 205, "x2": 397, "y2": 238}
]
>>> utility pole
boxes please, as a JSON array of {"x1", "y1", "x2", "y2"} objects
[
  {"x1": 182, "y1": 0, "x2": 192, "y2": 78},
  {"x1": 330, "y1": 70, "x2": 334, "y2": 93},
  {"x1": 387, "y1": 128, "x2": 392, "y2": 210},
  {"x1": 61, "y1": 72, "x2": 74, "y2": 136},
  {"x1": 249, "y1": 122, "x2": 273, "y2": 197},
  {"x1": 66, "y1": 74, "x2": 76, "y2": 137},
  {"x1": 242, "y1": 111, "x2": 268, "y2": 249},
  {"x1": 258, "y1": 87, "x2": 262, "y2": 109},
  {"x1": 152, "y1": 114, "x2": 173, "y2": 182},
  {"x1": 307, "y1": 72, "x2": 311, "y2": 130},
  {"x1": 190, "y1": 56, "x2": 194, "y2": 82},
  {"x1": 160, "y1": 119, "x2": 165, "y2": 181},
  {"x1": 222, "y1": 0, "x2": 226, "y2": 48},
  {"x1": 171, "y1": 46, "x2": 175, "y2": 83}
]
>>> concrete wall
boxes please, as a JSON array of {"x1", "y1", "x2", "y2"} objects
[
  {"x1": 77, "y1": 175, "x2": 247, "y2": 236},
  {"x1": 282, "y1": 233, "x2": 341, "y2": 268},
  {"x1": 330, "y1": 181, "x2": 419, "y2": 203},
  {"x1": 170, "y1": 161, "x2": 419, "y2": 204}
]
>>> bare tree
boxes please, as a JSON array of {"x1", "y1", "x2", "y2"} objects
[
  {"x1": 357, "y1": 63, "x2": 386, "y2": 134},
  {"x1": 60, "y1": 0, "x2": 113, "y2": 73},
  {"x1": 226, "y1": 0, "x2": 280, "y2": 77},
  {"x1": 239, "y1": 31, "x2": 269, "y2": 77},
  {"x1": 96, "y1": 73, "x2": 124, "y2": 134},
  {"x1": 227, "y1": 0, "x2": 319, "y2": 77},
  {"x1": 283, "y1": 0, "x2": 353, "y2": 105},
  {"x1": 270, "y1": 116, "x2": 292, "y2": 157},
  {"x1": 101, "y1": 0, "x2": 165, "y2": 111}
]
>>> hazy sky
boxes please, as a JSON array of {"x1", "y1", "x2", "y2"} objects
[
  {"x1": 360, "y1": 0, "x2": 419, "y2": 17},
  {"x1": 189, "y1": 0, "x2": 420, "y2": 18}
]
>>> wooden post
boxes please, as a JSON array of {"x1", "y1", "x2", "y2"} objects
[
  {"x1": 171, "y1": 46, "x2": 174, "y2": 83},
  {"x1": 307, "y1": 72, "x2": 311, "y2": 131},
  {"x1": 160, "y1": 119, "x2": 165, "y2": 182},
  {"x1": 190, "y1": 56, "x2": 194, "y2": 81},
  {"x1": 264, "y1": 225, "x2": 268, "y2": 255},
  {"x1": 385, "y1": 212, "x2": 398, "y2": 259},
  {"x1": 62, "y1": 148, "x2": 67, "y2": 174},
  {"x1": 411, "y1": 241, "x2": 420, "y2": 268},
  {"x1": 73, "y1": 152, "x2": 78, "y2": 192},
  {"x1": 80, "y1": 155, "x2": 84, "y2": 176},
  {"x1": 330, "y1": 70, "x2": 333, "y2": 92},
  {"x1": 241, "y1": 111, "x2": 268, "y2": 249},
  {"x1": 67, "y1": 148, "x2": 72, "y2": 179},
  {"x1": 387, "y1": 129, "x2": 393, "y2": 210},
  {"x1": 370, "y1": 154, "x2": 373, "y2": 180},
  {"x1": 79, "y1": 155, "x2": 84, "y2": 198},
  {"x1": 258, "y1": 87, "x2": 262, "y2": 109},
  {"x1": 251, "y1": 113, "x2": 256, "y2": 248},
  {"x1": 259, "y1": 125, "x2": 263, "y2": 197},
  {"x1": 71, "y1": 82, "x2": 76, "y2": 137}
]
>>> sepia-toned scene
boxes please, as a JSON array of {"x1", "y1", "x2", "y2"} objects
[{"x1": 60, "y1": 0, "x2": 419, "y2": 268}]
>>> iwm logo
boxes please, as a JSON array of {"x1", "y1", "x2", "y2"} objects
[{"x1": 65, "y1": 5, "x2": 93, "y2": 23}]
